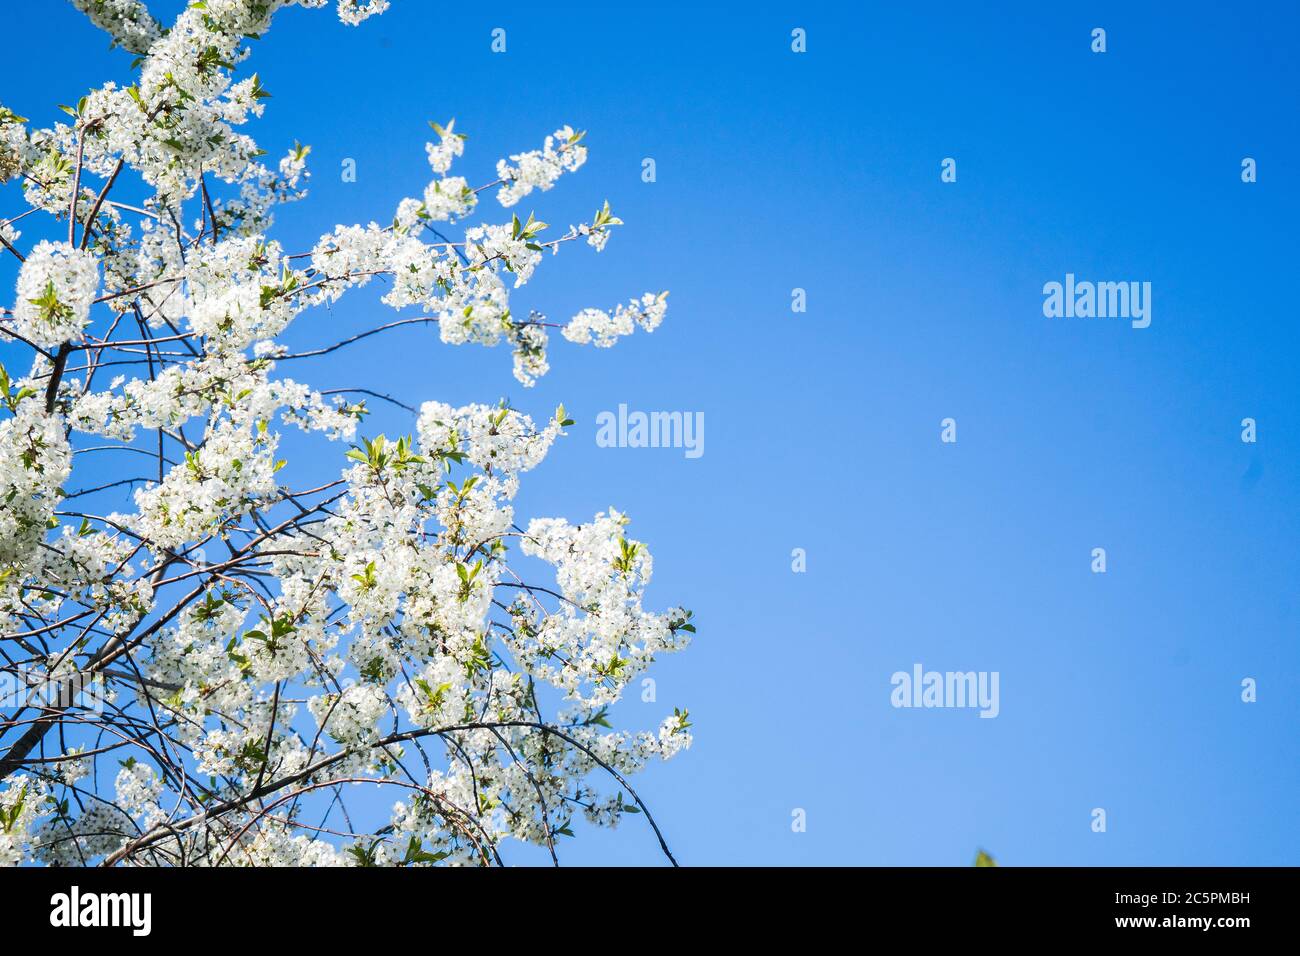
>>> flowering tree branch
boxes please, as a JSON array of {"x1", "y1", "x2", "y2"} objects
[{"x1": 0, "y1": 0, "x2": 693, "y2": 867}]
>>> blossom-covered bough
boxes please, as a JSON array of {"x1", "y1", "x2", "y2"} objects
[{"x1": 0, "y1": 0, "x2": 693, "y2": 866}]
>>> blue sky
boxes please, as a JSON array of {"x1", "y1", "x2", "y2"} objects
[{"x1": 3, "y1": 0, "x2": 1298, "y2": 865}]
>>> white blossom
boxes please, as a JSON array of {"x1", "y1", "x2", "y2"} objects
[
  {"x1": 562, "y1": 292, "x2": 669, "y2": 347},
  {"x1": 425, "y1": 119, "x2": 465, "y2": 174},
  {"x1": 11, "y1": 241, "x2": 99, "y2": 347},
  {"x1": 422, "y1": 176, "x2": 476, "y2": 222},
  {"x1": 495, "y1": 126, "x2": 588, "y2": 207}
]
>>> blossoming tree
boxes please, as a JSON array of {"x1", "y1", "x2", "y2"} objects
[{"x1": 0, "y1": 0, "x2": 694, "y2": 866}]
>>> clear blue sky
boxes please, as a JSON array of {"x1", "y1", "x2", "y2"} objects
[{"x1": 3, "y1": 0, "x2": 1298, "y2": 865}]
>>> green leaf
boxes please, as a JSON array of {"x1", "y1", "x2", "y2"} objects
[{"x1": 403, "y1": 836, "x2": 450, "y2": 865}]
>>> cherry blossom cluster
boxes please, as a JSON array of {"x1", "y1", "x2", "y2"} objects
[{"x1": 13, "y1": 241, "x2": 99, "y2": 348}]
